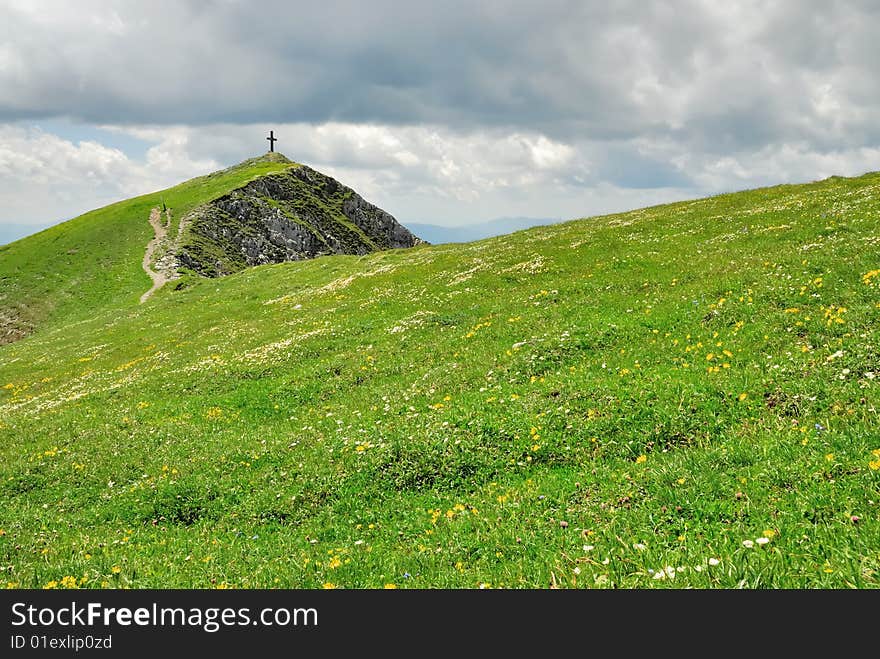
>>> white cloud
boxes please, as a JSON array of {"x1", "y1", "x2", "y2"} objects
[
  {"x1": 3, "y1": 115, "x2": 879, "y2": 237},
  {"x1": 0, "y1": 125, "x2": 217, "y2": 225},
  {"x1": 633, "y1": 132, "x2": 880, "y2": 192},
  {"x1": 690, "y1": 143, "x2": 880, "y2": 190},
  {"x1": 189, "y1": 123, "x2": 590, "y2": 214}
]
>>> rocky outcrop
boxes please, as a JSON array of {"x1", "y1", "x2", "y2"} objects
[
  {"x1": 0, "y1": 304, "x2": 32, "y2": 346},
  {"x1": 176, "y1": 163, "x2": 425, "y2": 277}
]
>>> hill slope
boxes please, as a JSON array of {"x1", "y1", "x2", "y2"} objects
[
  {"x1": 0, "y1": 153, "x2": 421, "y2": 343},
  {"x1": 1, "y1": 171, "x2": 879, "y2": 588}
]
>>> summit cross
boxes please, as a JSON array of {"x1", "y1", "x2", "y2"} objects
[{"x1": 266, "y1": 130, "x2": 277, "y2": 152}]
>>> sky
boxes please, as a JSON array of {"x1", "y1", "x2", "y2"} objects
[{"x1": 2, "y1": 0, "x2": 880, "y2": 243}]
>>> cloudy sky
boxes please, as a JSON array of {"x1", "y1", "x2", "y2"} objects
[{"x1": 2, "y1": 0, "x2": 880, "y2": 242}]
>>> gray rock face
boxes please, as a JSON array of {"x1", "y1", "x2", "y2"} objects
[{"x1": 176, "y1": 165, "x2": 425, "y2": 277}]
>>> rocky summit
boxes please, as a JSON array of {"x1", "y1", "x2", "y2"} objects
[{"x1": 175, "y1": 154, "x2": 425, "y2": 277}]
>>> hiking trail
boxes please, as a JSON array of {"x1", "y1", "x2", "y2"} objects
[{"x1": 140, "y1": 208, "x2": 169, "y2": 304}]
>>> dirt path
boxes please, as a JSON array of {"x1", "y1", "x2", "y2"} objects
[
  {"x1": 174, "y1": 207, "x2": 188, "y2": 241},
  {"x1": 140, "y1": 207, "x2": 168, "y2": 304}
]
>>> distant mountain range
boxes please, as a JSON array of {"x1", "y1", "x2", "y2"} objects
[{"x1": 407, "y1": 217, "x2": 562, "y2": 244}]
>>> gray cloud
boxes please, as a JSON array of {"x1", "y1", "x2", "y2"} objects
[{"x1": 2, "y1": 1, "x2": 878, "y2": 150}]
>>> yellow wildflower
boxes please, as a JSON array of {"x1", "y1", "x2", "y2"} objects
[{"x1": 60, "y1": 576, "x2": 78, "y2": 589}]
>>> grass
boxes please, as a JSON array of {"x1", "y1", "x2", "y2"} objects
[{"x1": 1, "y1": 167, "x2": 879, "y2": 589}]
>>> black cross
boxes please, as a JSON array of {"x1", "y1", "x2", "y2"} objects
[{"x1": 266, "y1": 130, "x2": 277, "y2": 152}]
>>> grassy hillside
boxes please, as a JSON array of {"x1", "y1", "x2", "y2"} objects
[
  {"x1": 0, "y1": 154, "x2": 294, "y2": 342},
  {"x1": 1, "y1": 171, "x2": 879, "y2": 588}
]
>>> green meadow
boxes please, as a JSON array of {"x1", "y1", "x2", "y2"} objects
[{"x1": 1, "y1": 160, "x2": 879, "y2": 588}]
